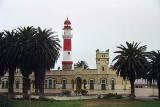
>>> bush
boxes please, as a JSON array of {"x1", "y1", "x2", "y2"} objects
[
  {"x1": 115, "y1": 95, "x2": 123, "y2": 99},
  {"x1": 103, "y1": 93, "x2": 122, "y2": 99},
  {"x1": 74, "y1": 89, "x2": 88, "y2": 95},
  {"x1": 74, "y1": 89, "x2": 81, "y2": 95},
  {"x1": 61, "y1": 90, "x2": 71, "y2": 96},
  {"x1": 81, "y1": 89, "x2": 88, "y2": 95}
]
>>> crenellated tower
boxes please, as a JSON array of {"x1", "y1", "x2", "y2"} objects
[{"x1": 96, "y1": 49, "x2": 109, "y2": 73}]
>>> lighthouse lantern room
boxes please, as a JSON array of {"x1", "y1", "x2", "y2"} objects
[{"x1": 62, "y1": 18, "x2": 73, "y2": 70}]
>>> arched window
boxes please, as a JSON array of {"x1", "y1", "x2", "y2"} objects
[
  {"x1": 101, "y1": 79, "x2": 106, "y2": 90},
  {"x1": 89, "y1": 79, "x2": 94, "y2": 90},
  {"x1": 71, "y1": 79, "x2": 74, "y2": 89},
  {"x1": 111, "y1": 78, "x2": 115, "y2": 90},
  {"x1": 62, "y1": 79, "x2": 67, "y2": 89},
  {"x1": 53, "y1": 79, "x2": 56, "y2": 89},
  {"x1": 102, "y1": 67, "x2": 104, "y2": 71},
  {"x1": 48, "y1": 79, "x2": 53, "y2": 89},
  {"x1": 83, "y1": 79, "x2": 87, "y2": 89},
  {"x1": 15, "y1": 80, "x2": 20, "y2": 89},
  {"x1": 1, "y1": 79, "x2": 8, "y2": 89},
  {"x1": 44, "y1": 80, "x2": 48, "y2": 89},
  {"x1": 5, "y1": 81, "x2": 8, "y2": 89},
  {"x1": 2, "y1": 81, "x2": 5, "y2": 89},
  {"x1": 32, "y1": 80, "x2": 35, "y2": 88},
  {"x1": 76, "y1": 77, "x2": 82, "y2": 90}
]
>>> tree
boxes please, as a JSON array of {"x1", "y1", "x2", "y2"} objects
[
  {"x1": 148, "y1": 51, "x2": 160, "y2": 99},
  {"x1": 0, "y1": 26, "x2": 61, "y2": 99},
  {"x1": 31, "y1": 27, "x2": 61, "y2": 97},
  {"x1": 112, "y1": 41, "x2": 147, "y2": 99},
  {"x1": 17, "y1": 26, "x2": 61, "y2": 97},
  {"x1": 17, "y1": 26, "x2": 36, "y2": 98},
  {"x1": 3, "y1": 30, "x2": 20, "y2": 98},
  {"x1": 74, "y1": 60, "x2": 89, "y2": 69},
  {"x1": 0, "y1": 32, "x2": 6, "y2": 76}
]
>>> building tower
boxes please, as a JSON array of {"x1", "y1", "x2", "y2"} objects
[
  {"x1": 96, "y1": 49, "x2": 109, "y2": 73},
  {"x1": 62, "y1": 18, "x2": 73, "y2": 70}
]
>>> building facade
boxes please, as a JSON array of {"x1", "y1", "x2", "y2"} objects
[{"x1": 0, "y1": 18, "x2": 130, "y2": 95}]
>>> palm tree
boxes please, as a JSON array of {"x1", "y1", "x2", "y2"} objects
[
  {"x1": 0, "y1": 32, "x2": 6, "y2": 76},
  {"x1": 112, "y1": 41, "x2": 147, "y2": 99},
  {"x1": 148, "y1": 51, "x2": 160, "y2": 99},
  {"x1": 31, "y1": 27, "x2": 61, "y2": 97},
  {"x1": 16, "y1": 26, "x2": 36, "y2": 98},
  {"x1": 0, "y1": 27, "x2": 61, "y2": 98},
  {"x1": 74, "y1": 61, "x2": 89, "y2": 69},
  {"x1": 3, "y1": 30, "x2": 20, "y2": 98}
]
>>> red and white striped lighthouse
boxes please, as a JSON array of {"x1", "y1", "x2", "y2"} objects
[{"x1": 62, "y1": 18, "x2": 73, "y2": 70}]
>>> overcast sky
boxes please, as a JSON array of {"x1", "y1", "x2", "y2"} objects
[{"x1": 0, "y1": 0, "x2": 160, "y2": 69}]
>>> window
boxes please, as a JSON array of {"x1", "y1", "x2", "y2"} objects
[
  {"x1": 111, "y1": 79, "x2": 115, "y2": 90},
  {"x1": 83, "y1": 80, "x2": 87, "y2": 89},
  {"x1": 71, "y1": 79, "x2": 74, "y2": 89},
  {"x1": 28, "y1": 79, "x2": 31, "y2": 90},
  {"x1": 32, "y1": 80, "x2": 35, "y2": 88},
  {"x1": 5, "y1": 81, "x2": 8, "y2": 89},
  {"x1": 15, "y1": 81, "x2": 19, "y2": 89},
  {"x1": 44, "y1": 80, "x2": 48, "y2": 89},
  {"x1": 89, "y1": 79, "x2": 94, "y2": 90},
  {"x1": 2, "y1": 81, "x2": 5, "y2": 89},
  {"x1": 62, "y1": 79, "x2": 67, "y2": 89},
  {"x1": 102, "y1": 67, "x2": 104, "y2": 71},
  {"x1": 101, "y1": 79, "x2": 106, "y2": 90},
  {"x1": 53, "y1": 79, "x2": 56, "y2": 89},
  {"x1": 48, "y1": 79, "x2": 53, "y2": 89},
  {"x1": 102, "y1": 54, "x2": 105, "y2": 57}
]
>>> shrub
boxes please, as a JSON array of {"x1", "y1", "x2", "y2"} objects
[
  {"x1": 74, "y1": 89, "x2": 88, "y2": 95},
  {"x1": 103, "y1": 93, "x2": 122, "y2": 99},
  {"x1": 74, "y1": 89, "x2": 81, "y2": 95},
  {"x1": 61, "y1": 90, "x2": 71, "y2": 96},
  {"x1": 81, "y1": 89, "x2": 88, "y2": 95},
  {"x1": 115, "y1": 95, "x2": 123, "y2": 99}
]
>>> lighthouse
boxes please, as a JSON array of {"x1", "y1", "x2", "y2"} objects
[{"x1": 62, "y1": 18, "x2": 73, "y2": 70}]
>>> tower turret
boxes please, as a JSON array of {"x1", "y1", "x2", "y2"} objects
[
  {"x1": 62, "y1": 18, "x2": 73, "y2": 70},
  {"x1": 96, "y1": 49, "x2": 109, "y2": 73}
]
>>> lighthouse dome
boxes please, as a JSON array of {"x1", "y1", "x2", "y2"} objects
[
  {"x1": 63, "y1": 18, "x2": 72, "y2": 30},
  {"x1": 64, "y1": 18, "x2": 71, "y2": 25}
]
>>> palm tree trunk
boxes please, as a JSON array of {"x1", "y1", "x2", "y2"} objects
[
  {"x1": 34, "y1": 69, "x2": 45, "y2": 97},
  {"x1": 22, "y1": 73, "x2": 29, "y2": 99},
  {"x1": 158, "y1": 78, "x2": 160, "y2": 100},
  {"x1": 38, "y1": 69, "x2": 45, "y2": 98},
  {"x1": 130, "y1": 80, "x2": 135, "y2": 100},
  {"x1": 34, "y1": 71, "x2": 39, "y2": 95},
  {"x1": 8, "y1": 69, "x2": 15, "y2": 99}
]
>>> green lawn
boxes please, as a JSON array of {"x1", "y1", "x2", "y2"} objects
[
  {"x1": 6, "y1": 99, "x2": 160, "y2": 107},
  {"x1": 13, "y1": 100, "x2": 84, "y2": 107}
]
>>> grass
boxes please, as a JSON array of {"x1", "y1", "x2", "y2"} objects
[
  {"x1": 12, "y1": 100, "x2": 84, "y2": 107},
  {"x1": 2, "y1": 99, "x2": 160, "y2": 107},
  {"x1": 96, "y1": 100, "x2": 160, "y2": 107}
]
